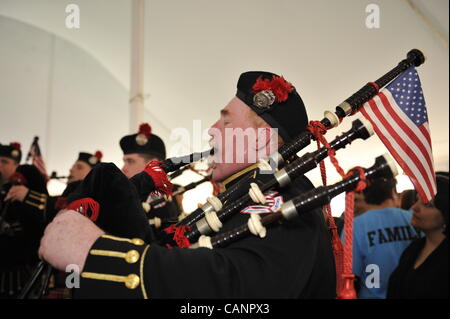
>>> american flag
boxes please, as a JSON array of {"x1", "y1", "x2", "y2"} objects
[
  {"x1": 360, "y1": 67, "x2": 436, "y2": 202},
  {"x1": 27, "y1": 136, "x2": 49, "y2": 181}
]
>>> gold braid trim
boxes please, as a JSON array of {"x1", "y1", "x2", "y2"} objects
[
  {"x1": 101, "y1": 234, "x2": 145, "y2": 246},
  {"x1": 28, "y1": 192, "x2": 47, "y2": 202},
  {"x1": 81, "y1": 272, "x2": 140, "y2": 289},
  {"x1": 140, "y1": 245, "x2": 151, "y2": 299},
  {"x1": 221, "y1": 163, "x2": 259, "y2": 190},
  {"x1": 24, "y1": 200, "x2": 45, "y2": 210},
  {"x1": 90, "y1": 249, "x2": 140, "y2": 264}
]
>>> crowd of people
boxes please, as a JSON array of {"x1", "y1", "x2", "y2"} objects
[{"x1": 336, "y1": 173, "x2": 448, "y2": 298}]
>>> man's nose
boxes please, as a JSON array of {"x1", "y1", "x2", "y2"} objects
[{"x1": 208, "y1": 122, "x2": 220, "y2": 138}]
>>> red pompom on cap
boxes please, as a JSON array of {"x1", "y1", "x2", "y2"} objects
[
  {"x1": 10, "y1": 142, "x2": 21, "y2": 151},
  {"x1": 138, "y1": 123, "x2": 152, "y2": 137},
  {"x1": 252, "y1": 75, "x2": 294, "y2": 103},
  {"x1": 94, "y1": 150, "x2": 103, "y2": 161},
  {"x1": 136, "y1": 123, "x2": 152, "y2": 146}
]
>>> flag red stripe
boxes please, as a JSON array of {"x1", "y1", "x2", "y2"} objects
[
  {"x1": 368, "y1": 99, "x2": 435, "y2": 198},
  {"x1": 418, "y1": 123, "x2": 436, "y2": 186},
  {"x1": 360, "y1": 106, "x2": 429, "y2": 201},
  {"x1": 419, "y1": 124, "x2": 432, "y2": 152},
  {"x1": 379, "y1": 93, "x2": 435, "y2": 182}
]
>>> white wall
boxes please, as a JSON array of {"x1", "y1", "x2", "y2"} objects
[{"x1": 0, "y1": 16, "x2": 130, "y2": 178}]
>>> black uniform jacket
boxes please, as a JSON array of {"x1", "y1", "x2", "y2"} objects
[
  {"x1": 0, "y1": 165, "x2": 48, "y2": 297},
  {"x1": 74, "y1": 163, "x2": 336, "y2": 299},
  {"x1": 0, "y1": 165, "x2": 48, "y2": 269}
]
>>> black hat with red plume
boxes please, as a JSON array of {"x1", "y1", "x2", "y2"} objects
[
  {"x1": 77, "y1": 150, "x2": 103, "y2": 167},
  {"x1": 119, "y1": 123, "x2": 166, "y2": 160},
  {"x1": 236, "y1": 71, "x2": 308, "y2": 143},
  {"x1": 0, "y1": 142, "x2": 22, "y2": 163}
]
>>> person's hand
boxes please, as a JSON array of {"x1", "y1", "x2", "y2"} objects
[
  {"x1": 39, "y1": 210, "x2": 105, "y2": 272},
  {"x1": 5, "y1": 185, "x2": 29, "y2": 202}
]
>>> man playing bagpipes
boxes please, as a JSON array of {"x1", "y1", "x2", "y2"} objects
[
  {"x1": 120, "y1": 124, "x2": 183, "y2": 230},
  {"x1": 46, "y1": 150, "x2": 103, "y2": 222},
  {"x1": 40, "y1": 150, "x2": 103, "y2": 299},
  {"x1": 38, "y1": 71, "x2": 337, "y2": 298},
  {"x1": 0, "y1": 142, "x2": 48, "y2": 298}
]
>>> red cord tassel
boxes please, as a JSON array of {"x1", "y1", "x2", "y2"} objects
[
  {"x1": 163, "y1": 225, "x2": 191, "y2": 248},
  {"x1": 338, "y1": 274, "x2": 358, "y2": 299},
  {"x1": 337, "y1": 167, "x2": 368, "y2": 299},
  {"x1": 143, "y1": 160, "x2": 173, "y2": 196},
  {"x1": 67, "y1": 197, "x2": 100, "y2": 221},
  {"x1": 306, "y1": 120, "x2": 366, "y2": 299}
]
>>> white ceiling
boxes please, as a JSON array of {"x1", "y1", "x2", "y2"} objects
[{"x1": 0, "y1": 0, "x2": 448, "y2": 186}]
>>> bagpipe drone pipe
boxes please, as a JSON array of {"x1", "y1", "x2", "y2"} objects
[
  {"x1": 189, "y1": 153, "x2": 398, "y2": 249},
  {"x1": 160, "y1": 117, "x2": 375, "y2": 247}
]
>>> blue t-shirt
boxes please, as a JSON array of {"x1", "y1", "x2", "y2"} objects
[{"x1": 341, "y1": 208, "x2": 420, "y2": 299}]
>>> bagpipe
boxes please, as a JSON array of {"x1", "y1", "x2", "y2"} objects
[
  {"x1": 147, "y1": 48, "x2": 425, "y2": 246},
  {"x1": 49, "y1": 171, "x2": 69, "y2": 180},
  {"x1": 145, "y1": 176, "x2": 212, "y2": 228},
  {"x1": 163, "y1": 117, "x2": 375, "y2": 247},
  {"x1": 189, "y1": 153, "x2": 397, "y2": 249}
]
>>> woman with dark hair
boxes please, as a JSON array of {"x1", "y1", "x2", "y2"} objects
[
  {"x1": 400, "y1": 189, "x2": 418, "y2": 211},
  {"x1": 387, "y1": 175, "x2": 449, "y2": 299}
]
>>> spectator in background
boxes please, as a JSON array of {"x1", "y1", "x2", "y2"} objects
[
  {"x1": 336, "y1": 191, "x2": 370, "y2": 236},
  {"x1": 400, "y1": 189, "x2": 418, "y2": 211},
  {"x1": 342, "y1": 177, "x2": 420, "y2": 299},
  {"x1": 387, "y1": 175, "x2": 448, "y2": 299}
]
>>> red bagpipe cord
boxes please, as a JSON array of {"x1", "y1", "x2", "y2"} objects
[
  {"x1": 163, "y1": 225, "x2": 191, "y2": 248},
  {"x1": 306, "y1": 121, "x2": 366, "y2": 299},
  {"x1": 211, "y1": 180, "x2": 222, "y2": 196},
  {"x1": 67, "y1": 197, "x2": 100, "y2": 222},
  {"x1": 340, "y1": 167, "x2": 367, "y2": 299},
  {"x1": 143, "y1": 160, "x2": 173, "y2": 196}
]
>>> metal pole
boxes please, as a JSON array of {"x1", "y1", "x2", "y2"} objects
[{"x1": 129, "y1": 0, "x2": 145, "y2": 132}]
